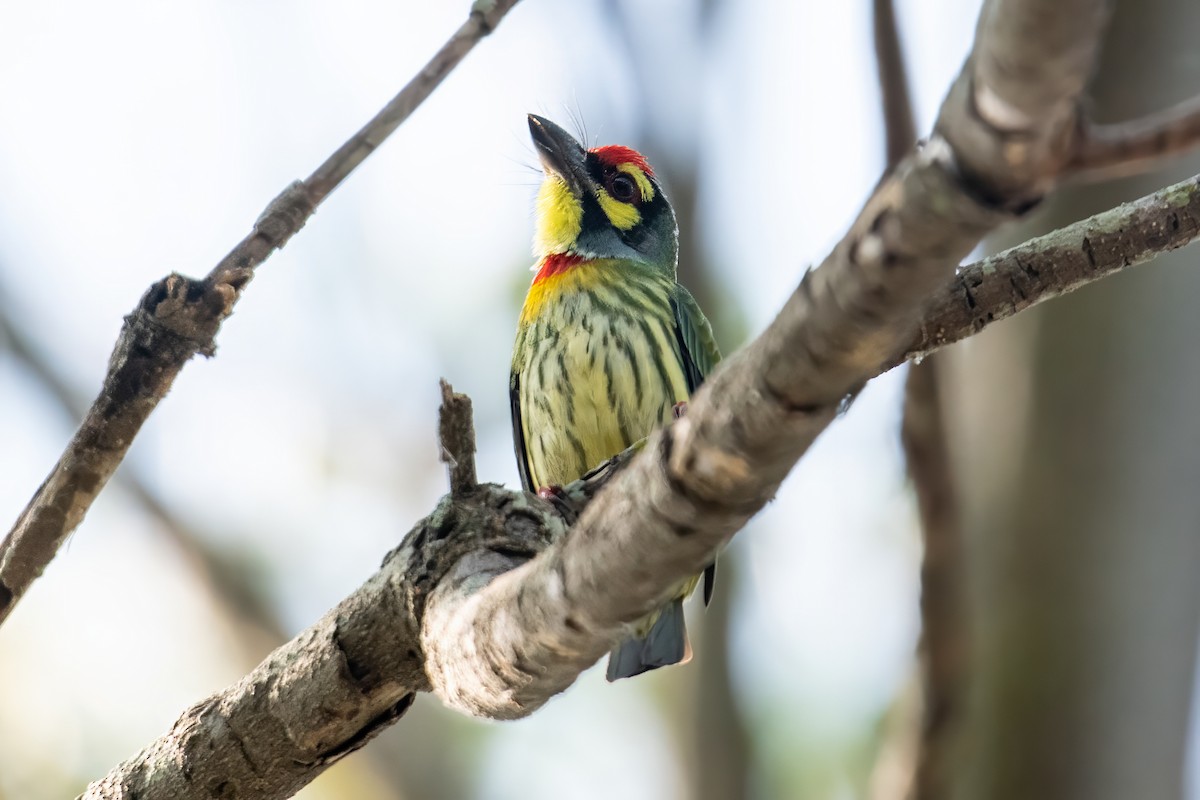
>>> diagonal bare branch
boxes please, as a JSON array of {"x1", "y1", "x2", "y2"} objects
[
  {"x1": 0, "y1": 0, "x2": 523, "y2": 627},
  {"x1": 0, "y1": 291, "x2": 287, "y2": 644}
]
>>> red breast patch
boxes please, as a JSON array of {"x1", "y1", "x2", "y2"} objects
[{"x1": 533, "y1": 253, "x2": 588, "y2": 284}]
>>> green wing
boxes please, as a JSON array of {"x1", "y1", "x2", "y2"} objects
[
  {"x1": 669, "y1": 283, "x2": 721, "y2": 392},
  {"x1": 669, "y1": 283, "x2": 721, "y2": 604},
  {"x1": 510, "y1": 370, "x2": 535, "y2": 494}
]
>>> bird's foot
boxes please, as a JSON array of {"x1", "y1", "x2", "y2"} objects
[
  {"x1": 672, "y1": 401, "x2": 689, "y2": 419},
  {"x1": 537, "y1": 485, "x2": 566, "y2": 501},
  {"x1": 536, "y1": 484, "x2": 576, "y2": 521}
]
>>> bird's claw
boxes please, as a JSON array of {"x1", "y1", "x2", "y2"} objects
[
  {"x1": 672, "y1": 401, "x2": 689, "y2": 419},
  {"x1": 536, "y1": 484, "x2": 578, "y2": 521},
  {"x1": 537, "y1": 485, "x2": 566, "y2": 501}
]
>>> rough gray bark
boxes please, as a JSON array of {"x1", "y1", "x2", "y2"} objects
[
  {"x1": 0, "y1": 0, "x2": 524, "y2": 627},
  {"x1": 900, "y1": 172, "x2": 1200, "y2": 367}
]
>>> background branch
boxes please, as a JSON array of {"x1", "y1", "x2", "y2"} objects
[
  {"x1": 1071, "y1": 93, "x2": 1200, "y2": 179},
  {"x1": 871, "y1": 3, "x2": 966, "y2": 799},
  {"x1": 900, "y1": 361, "x2": 964, "y2": 800},
  {"x1": 0, "y1": 0, "x2": 523, "y2": 627},
  {"x1": 873, "y1": 0, "x2": 917, "y2": 169}
]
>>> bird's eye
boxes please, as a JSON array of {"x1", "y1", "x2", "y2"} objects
[{"x1": 609, "y1": 174, "x2": 638, "y2": 203}]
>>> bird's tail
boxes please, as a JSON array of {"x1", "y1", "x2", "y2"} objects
[{"x1": 605, "y1": 597, "x2": 691, "y2": 682}]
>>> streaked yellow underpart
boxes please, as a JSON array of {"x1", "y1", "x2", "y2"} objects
[
  {"x1": 596, "y1": 188, "x2": 641, "y2": 230},
  {"x1": 519, "y1": 259, "x2": 610, "y2": 326},
  {"x1": 533, "y1": 176, "x2": 582, "y2": 255},
  {"x1": 618, "y1": 162, "x2": 654, "y2": 202},
  {"x1": 516, "y1": 260, "x2": 689, "y2": 491}
]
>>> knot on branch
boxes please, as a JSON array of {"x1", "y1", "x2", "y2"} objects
[
  {"x1": 254, "y1": 180, "x2": 316, "y2": 250},
  {"x1": 469, "y1": 0, "x2": 504, "y2": 33},
  {"x1": 134, "y1": 272, "x2": 246, "y2": 357},
  {"x1": 401, "y1": 489, "x2": 560, "y2": 627},
  {"x1": 102, "y1": 274, "x2": 238, "y2": 409}
]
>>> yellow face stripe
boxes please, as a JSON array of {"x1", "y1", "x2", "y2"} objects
[
  {"x1": 534, "y1": 176, "x2": 582, "y2": 255},
  {"x1": 595, "y1": 189, "x2": 641, "y2": 230},
  {"x1": 618, "y1": 162, "x2": 654, "y2": 202},
  {"x1": 595, "y1": 162, "x2": 653, "y2": 231}
]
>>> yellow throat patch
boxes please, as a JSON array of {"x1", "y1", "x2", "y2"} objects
[{"x1": 534, "y1": 176, "x2": 582, "y2": 255}]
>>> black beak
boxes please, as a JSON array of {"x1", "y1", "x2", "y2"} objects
[{"x1": 528, "y1": 113, "x2": 589, "y2": 196}]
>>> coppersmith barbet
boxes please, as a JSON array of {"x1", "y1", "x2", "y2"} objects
[{"x1": 510, "y1": 114, "x2": 720, "y2": 681}]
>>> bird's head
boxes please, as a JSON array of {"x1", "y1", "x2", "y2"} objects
[{"x1": 527, "y1": 113, "x2": 677, "y2": 271}]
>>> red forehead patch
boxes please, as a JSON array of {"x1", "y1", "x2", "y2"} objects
[{"x1": 589, "y1": 145, "x2": 654, "y2": 177}]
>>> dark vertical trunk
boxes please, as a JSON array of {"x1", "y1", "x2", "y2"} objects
[{"x1": 949, "y1": 2, "x2": 1200, "y2": 798}]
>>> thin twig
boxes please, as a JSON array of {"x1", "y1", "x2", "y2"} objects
[
  {"x1": 0, "y1": 0, "x2": 522, "y2": 627},
  {"x1": 1070, "y1": 94, "x2": 1200, "y2": 181},
  {"x1": 899, "y1": 172, "x2": 1200, "y2": 367}
]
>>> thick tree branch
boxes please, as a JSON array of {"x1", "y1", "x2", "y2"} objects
[
  {"x1": 80, "y1": 437, "x2": 575, "y2": 798},
  {"x1": 0, "y1": 0, "x2": 522, "y2": 626},
  {"x1": 940, "y1": 1, "x2": 1106, "y2": 207}
]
